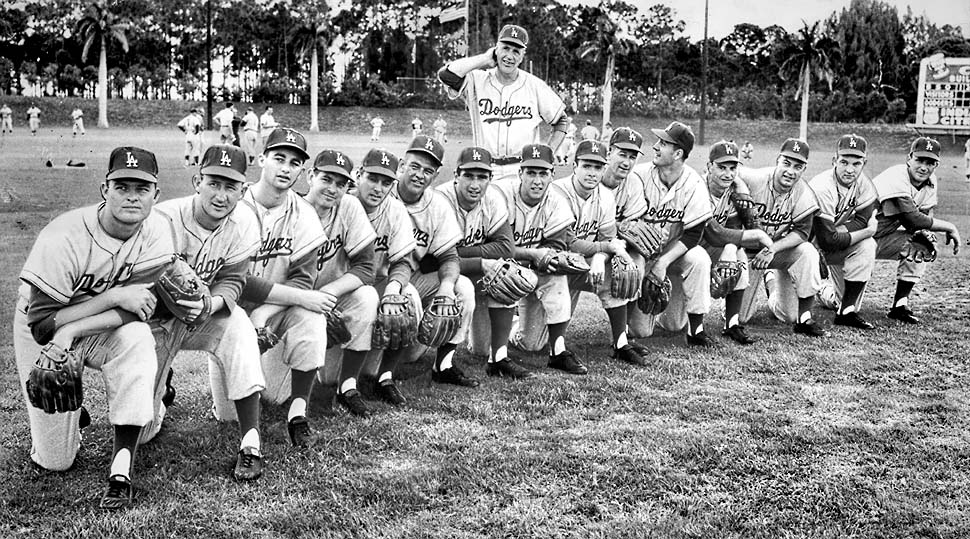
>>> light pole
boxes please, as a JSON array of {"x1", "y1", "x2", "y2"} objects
[{"x1": 699, "y1": 0, "x2": 708, "y2": 145}]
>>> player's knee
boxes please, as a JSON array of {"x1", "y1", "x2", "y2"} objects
[
  {"x1": 455, "y1": 276, "x2": 476, "y2": 309},
  {"x1": 353, "y1": 285, "x2": 380, "y2": 312},
  {"x1": 793, "y1": 242, "x2": 819, "y2": 263}
]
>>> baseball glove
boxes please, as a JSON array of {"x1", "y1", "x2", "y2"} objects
[
  {"x1": 417, "y1": 295, "x2": 462, "y2": 347},
  {"x1": 616, "y1": 220, "x2": 665, "y2": 259},
  {"x1": 730, "y1": 191, "x2": 755, "y2": 210},
  {"x1": 25, "y1": 342, "x2": 84, "y2": 414},
  {"x1": 610, "y1": 256, "x2": 642, "y2": 299},
  {"x1": 536, "y1": 250, "x2": 591, "y2": 275},
  {"x1": 710, "y1": 260, "x2": 742, "y2": 299},
  {"x1": 900, "y1": 230, "x2": 937, "y2": 263},
  {"x1": 325, "y1": 310, "x2": 352, "y2": 349},
  {"x1": 372, "y1": 294, "x2": 418, "y2": 350},
  {"x1": 156, "y1": 256, "x2": 211, "y2": 326},
  {"x1": 637, "y1": 271, "x2": 672, "y2": 315},
  {"x1": 255, "y1": 327, "x2": 280, "y2": 354},
  {"x1": 817, "y1": 247, "x2": 830, "y2": 280},
  {"x1": 479, "y1": 259, "x2": 538, "y2": 305}
]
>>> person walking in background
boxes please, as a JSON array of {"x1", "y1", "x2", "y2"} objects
[
  {"x1": 176, "y1": 107, "x2": 204, "y2": 167},
  {"x1": 433, "y1": 115, "x2": 448, "y2": 144},
  {"x1": 241, "y1": 106, "x2": 260, "y2": 165},
  {"x1": 580, "y1": 119, "x2": 599, "y2": 141},
  {"x1": 1, "y1": 102, "x2": 12, "y2": 133},
  {"x1": 26, "y1": 103, "x2": 41, "y2": 136},
  {"x1": 370, "y1": 116, "x2": 384, "y2": 142},
  {"x1": 259, "y1": 106, "x2": 279, "y2": 151},
  {"x1": 214, "y1": 102, "x2": 236, "y2": 144},
  {"x1": 741, "y1": 141, "x2": 754, "y2": 164},
  {"x1": 600, "y1": 121, "x2": 613, "y2": 144},
  {"x1": 411, "y1": 117, "x2": 423, "y2": 138},
  {"x1": 963, "y1": 137, "x2": 970, "y2": 181},
  {"x1": 71, "y1": 107, "x2": 85, "y2": 137}
]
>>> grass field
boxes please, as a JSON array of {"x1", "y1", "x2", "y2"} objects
[{"x1": 1, "y1": 112, "x2": 970, "y2": 538}]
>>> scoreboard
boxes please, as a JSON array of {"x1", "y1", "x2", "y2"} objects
[{"x1": 911, "y1": 55, "x2": 970, "y2": 134}]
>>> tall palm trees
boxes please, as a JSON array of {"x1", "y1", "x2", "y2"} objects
[
  {"x1": 579, "y1": 1, "x2": 637, "y2": 133},
  {"x1": 777, "y1": 21, "x2": 840, "y2": 141},
  {"x1": 77, "y1": 1, "x2": 129, "y2": 128},
  {"x1": 290, "y1": 11, "x2": 330, "y2": 132}
]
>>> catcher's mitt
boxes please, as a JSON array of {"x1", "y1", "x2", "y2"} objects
[
  {"x1": 25, "y1": 342, "x2": 84, "y2": 414},
  {"x1": 479, "y1": 259, "x2": 538, "y2": 305},
  {"x1": 156, "y1": 256, "x2": 211, "y2": 326},
  {"x1": 900, "y1": 230, "x2": 937, "y2": 263},
  {"x1": 417, "y1": 295, "x2": 462, "y2": 348},
  {"x1": 616, "y1": 220, "x2": 665, "y2": 259},
  {"x1": 637, "y1": 271, "x2": 672, "y2": 315},
  {"x1": 372, "y1": 294, "x2": 418, "y2": 350},
  {"x1": 325, "y1": 310, "x2": 352, "y2": 349},
  {"x1": 610, "y1": 256, "x2": 642, "y2": 299},
  {"x1": 255, "y1": 327, "x2": 280, "y2": 354},
  {"x1": 710, "y1": 260, "x2": 742, "y2": 299},
  {"x1": 536, "y1": 250, "x2": 591, "y2": 275}
]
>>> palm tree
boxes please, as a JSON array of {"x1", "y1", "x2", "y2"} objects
[
  {"x1": 579, "y1": 1, "x2": 637, "y2": 133},
  {"x1": 777, "y1": 21, "x2": 840, "y2": 141},
  {"x1": 77, "y1": 1, "x2": 129, "y2": 128},
  {"x1": 290, "y1": 12, "x2": 330, "y2": 132}
]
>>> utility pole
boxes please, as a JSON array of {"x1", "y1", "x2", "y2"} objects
[
  {"x1": 206, "y1": 0, "x2": 213, "y2": 130},
  {"x1": 699, "y1": 0, "x2": 708, "y2": 145}
]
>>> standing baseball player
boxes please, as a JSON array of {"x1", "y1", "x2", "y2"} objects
[
  {"x1": 557, "y1": 117, "x2": 578, "y2": 166},
  {"x1": 600, "y1": 122, "x2": 614, "y2": 144},
  {"x1": 236, "y1": 127, "x2": 330, "y2": 447},
  {"x1": 626, "y1": 122, "x2": 716, "y2": 346},
  {"x1": 154, "y1": 144, "x2": 267, "y2": 480},
  {"x1": 411, "y1": 117, "x2": 423, "y2": 138},
  {"x1": 870, "y1": 136, "x2": 961, "y2": 324},
  {"x1": 370, "y1": 116, "x2": 385, "y2": 142},
  {"x1": 433, "y1": 115, "x2": 448, "y2": 143},
  {"x1": 580, "y1": 120, "x2": 599, "y2": 142},
  {"x1": 438, "y1": 24, "x2": 568, "y2": 182},
  {"x1": 437, "y1": 147, "x2": 535, "y2": 379},
  {"x1": 214, "y1": 102, "x2": 236, "y2": 144},
  {"x1": 71, "y1": 106, "x2": 85, "y2": 137},
  {"x1": 741, "y1": 141, "x2": 754, "y2": 163},
  {"x1": 0, "y1": 102, "x2": 12, "y2": 133},
  {"x1": 26, "y1": 103, "x2": 40, "y2": 135},
  {"x1": 736, "y1": 138, "x2": 825, "y2": 336},
  {"x1": 807, "y1": 134, "x2": 879, "y2": 330},
  {"x1": 240, "y1": 106, "x2": 260, "y2": 165},
  {"x1": 177, "y1": 108, "x2": 204, "y2": 167},
  {"x1": 15, "y1": 146, "x2": 175, "y2": 509},
  {"x1": 259, "y1": 106, "x2": 279, "y2": 151},
  {"x1": 494, "y1": 144, "x2": 587, "y2": 375}
]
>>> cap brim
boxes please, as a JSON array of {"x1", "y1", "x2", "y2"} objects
[
  {"x1": 407, "y1": 148, "x2": 442, "y2": 166},
  {"x1": 911, "y1": 151, "x2": 939, "y2": 161},
  {"x1": 650, "y1": 128, "x2": 677, "y2": 145},
  {"x1": 106, "y1": 169, "x2": 157, "y2": 183},
  {"x1": 611, "y1": 141, "x2": 642, "y2": 153},
  {"x1": 498, "y1": 38, "x2": 526, "y2": 48},
  {"x1": 779, "y1": 151, "x2": 808, "y2": 163},
  {"x1": 837, "y1": 150, "x2": 866, "y2": 158},
  {"x1": 712, "y1": 156, "x2": 741, "y2": 165},
  {"x1": 575, "y1": 155, "x2": 607, "y2": 164},
  {"x1": 265, "y1": 143, "x2": 309, "y2": 160},
  {"x1": 200, "y1": 165, "x2": 246, "y2": 183},
  {"x1": 314, "y1": 165, "x2": 354, "y2": 180},
  {"x1": 519, "y1": 159, "x2": 553, "y2": 169},
  {"x1": 362, "y1": 165, "x2": 397, "y2": 179},
  {"x1": 458, "y1": 163, "x2": 492, "y2": 172}
]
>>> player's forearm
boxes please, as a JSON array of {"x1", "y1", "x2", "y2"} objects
[
  {"x1": 569, "y1": 236, "x2": 610, "y2": 256},
  {"x1": 283, "y1": 250, "x2": 319, "y2": 290},
  {"x1": 813, "y1": 216, "x2": 852, "y2": 252},
  {"x1": 844, "y1": 203, "x2": 875, "y2": 233},
  {"x1": 319, "y1": 273, "x2": 364, "y2": 299},
  {"x1": 208, "y1": 259, "x2": 250, "y2": 312},
  {"x1": 52, "y1": 309, "x2": 140, "y2": 346},
  {"x1": 346, "y1": 244, "x2": 377, "y2": 285},
  {"x1": 435, "y1": 249, "x2": 461, "y2": 291},
  {"x1": 387, "y1": 258, "x2": 415, "y2": 291},
  {"x1": 442, "y1": 51, "x2": 493, "y2": 78},
  {"x1": 703, "y1": 220, "x2": 744, "y2": 248},
  {"x1": 547, "y1": 130, "x2": 566, "y2": 153},
  {"x1": 772, "y1": 231, "x2": 805, "y2": 253},
  {"x1": 658, "y1": 241, "x2": 688, "y2": 267}
]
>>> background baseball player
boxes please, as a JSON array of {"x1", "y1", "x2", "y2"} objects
[
  {"x1": 214, "y1": 102, "x2": 236, "y2": 144},
  {"x1": 15, "y1": 146, "x2": 174, "y2": 509},
  {"x1": 437, "y1": 146, "x2": 535, "y2": 380},
  {"x1": 438, "y1": 24, "x2": 568, "y2": 182},
  {"x1": 71, "y1": 106, "x2": 85, "y2": 137},
  {"x1": 433, "y1": 115, "x2": 448, "y2": 143},
  {"x1": 600, "y1": 122, "x2": 614, "y2": 144},
  {"x1": 737, "y1": 138, "x2": 825, "y2": 336},
  {"x1": 26, "y1": 102, "x2": 40, "y2": 135},
  {"x1": 370, "y1": 116, "x2": 385, "y2": 142},
  {"x1": 870, "y1": 136, "x2": 961, "y2": 324},
  {"x1": 411, "y1": 117, "x2": 423, "y2": 138},
  {"x1": 580, "y1": 120, "x2": 599, "y2": 142},
  {"x1": 808, "y1": 134, "x2": 879, "y2": 330},
  {"x1": 240, "y1": 106, "x2": 260, "y2": 165},
  {"x1": 494, "y1": 144, "x2": 587, "y2": 375},
  {"x1": 0, "y1": 102, "x2": 12, "y2": 133},
  {"x1": 177, "y1": 108, "x2": 204, "y2": 167},
  {"x1": 259, "y1": 106, "x2": 279, "y2": 151}
]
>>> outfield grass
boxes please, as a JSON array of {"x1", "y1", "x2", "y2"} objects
[{"x1": 1, "y1": 118, "x2": 969, "y2": 538}]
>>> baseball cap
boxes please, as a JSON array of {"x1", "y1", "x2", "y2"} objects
[
  {"x1": 497, "y1": 24, "x2": 529, "y2": 48},
  {"x1": 456, "y1": 147, "x2": 493, "y2": 171},
  {"x1": 609, "y1": 127, "x2": 644, "y2": 153},
  {"x1": 200, "y1": 145, "x2": 247, "y2": 183},
  {"x1": 263, "y1": 127, "x2": 309, "y2": 160},
  {"x1": 405, "y1": 135, "x2": 444, "y2": 167},
  {"x1": 910, "y1": 136, "x2": 941, "y2": 161},
  {"x1": 651, "y1": 121, "x2": 695, "y2": 155},
  {"x1": 709, "y1": 140, "x2": 741, "y2": 165},
  {"x1": 106, "y1": 146, "x2": 159, "y2": 183},
  {"x1": 361, "y1": 149, "x2": 400, "y2": 179},
  {"x1": 313, "y1": 149, "x2": 355, "y2": 181},
  {"x1": 520, "y1": 144, "x2": 555, "y2": 169},
  {"x1": 779, "y1": 138, "x2": 810, "y2": 163},
  {"x1": 574, "y1": 139, "x2": 608, "y2": 164},
  {"x1": 836, "y1": 134, "x2": 867, "y2": 158}
]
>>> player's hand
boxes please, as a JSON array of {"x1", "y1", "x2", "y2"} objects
[
  {"x1": 648, "y1": 261, "x2": 667, "y2": 283},
  {"x1": 752, "y1": 246, "x2": 775, "y2": 270},
  {"x1": 750, "y1": 230, "x2": 773, "y2": 250},
  {"x1": 435, "y1": 282, "x2": 457, "y2": 300},
  {"x1": 485, "y1": 47, "x2": 498, "y2": 68},
  {"x1": 174, "y1": 297, "x2": 207, "y2": 323},
  {"x1": 113, "y1": 283, "x2": 157, "y2": 321},
  {"x1": 295, "y1": 290, "x2": 338, "y2": 313},
  {"x1": 607, "y1": 238, "x2": 628, "y2": 258},
  {"x1": 946, "y1": 228, "x2": 961, "y2": 255},
  {"x1": 587, "y1": 255, "x2": 606, "y2": 287}
]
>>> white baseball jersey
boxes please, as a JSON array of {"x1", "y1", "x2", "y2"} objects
[
  {"x1": 449, "y1": 69, "x2": 565, "y2": 159},
  {"x1": 871, "y1": 163, "x2": 938, "y2": 237},
  {"x1": 241, "y1": 189, "x2": 328, "y2": 284},
  {"x1": 492, "y1": 178, "x2": 574, "y2": 248},
  {"x1": 739, "y1": 167, "x2": 819, "y2": 240},
  {"x1": 392, "y1": 187, "x2": 462, "y2": 260},
  {"x1": 70, "y1": 109, "x2": 83, "y2": 121},
  {"x1": 312, "y1": 194, "x2": 377, "y2": 287},
  {"x1": 366, "y1": 195, "x2": 417, "y2": 283},
  {"x1": 630, "y1": 162, "x2": 712, "y2": 242},
  {"x1": 370, "y1": 118, "x2": 384, "y2": 129},
  {"x1": 177, "y1": 113, "x2": 202, "y2": 137},
  {"x1": 259, "y1": 112, "x2": 278, "y2": 132},
  {"x1": 27, "y1": 106, "x2": 40, "y2": 120},
  {"x1": 0, "y1": 105, "x2": 10, "y2": 119},
  {"x1": 214, "y1": 108, "x2": 235, "y2": 128},
  {"x1": 552, "y1": 177, "x2": 616, "y2": 241},
  {"x1": 808, "y1": 169, "x2": 877, "y2": 227},
  {"x1": 241, "y1": 111, "x2": 259, "y2": 132},
  {"x1": 609, "y1": 174, "x2": 649, "y2": 222},
  {"x1": 436, "y1": 182, "x2": 509, "y2": 248},
  {"x1": 433, "y1": 119, "x2": 447, "y2": 133},
  {"x1": 708, "y1": 181, "x2": 743, "y2": 228}
]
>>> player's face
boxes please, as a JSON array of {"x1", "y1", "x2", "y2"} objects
[
  {"x1": 455, "y1": 168, "x2": 492, "y2": 207},
  {"x1": 604, "y1": 147, "x2": 639, "y2": 187},
  {"x1": 258, "y1": 149, "x2": 305, "y2": 191},
  {"x1": 652, "y1": 139, "x2": 680, "y2": 167},
  {"x1": 906, "y1": 154, "x2": 938, "y2": 183},
  {"x1": 573, "y1": 159, "x2": 605, "y2": 191},
  {"x1": 398, "y1": 153, "x2": 440, "y2": 200},
  {"x1": 101, "y1": 179, "x2": 159, "y2": 225},
  {"x1": 773, "y1": 156, "x2": 807, "y2": 192},
  {"x1": 307, "y1": 171, "x2": 350, "y2": 210},
  {"x1": 518, "y1": 166, "x2": 553, "y2": 206},
  {"x1": 833, "y1": 155, "x2": 866, "y2": 187},
  {"x1": 194, "y1": 174, "x2": 246, "y2": 222},
  {"x1": 706, "y1": 161, "x2": 738, "y2": 197},
  {"x1": 495, "y1": 42, "x2": 525, "y2": 75},
  {"x1": 356, "y1": 171, "x2": 395, "y2": 210}
]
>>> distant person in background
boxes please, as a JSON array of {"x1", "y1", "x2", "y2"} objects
[
  {"x1": 556, "y1": 117, "x2": 577, "y2": 166},
  {"x1": 411, "y1": 117, "x2": 423, "y2": 138},
  {"x1": 241, "y1": 106, "x2": 260, "y2": 165},
  {"x1": 600, "y1": 121, "x2": 613, "y2": 144},
  {"x1": 580, "y1": 119, "x2": 599, "y2": 141},
  {"x1": 214, "y1": 102, "x2": 236, "y2": 144},
  {"x1": 176, "y1": 107, "x2": 204, "y2": 167},
  {"x1": 71, "y1": 107, "x2": 85, "y2": 137},
  {"x1": 27, "y1": 103, "x2": 41, "y2": 136},
  {"x1": 259, "y1": 106, "x2": 279, "y2": 151},
  {"x1": 1, "y1": 102, "x2": 12, "y2": 133},
  {"x1": 963, "y1": 137, "x2": 970, "y2": 180},
  {"x1": 433, "y1": 115, "x2": 448, "y2": 143},
  {"x1": 370, "y1": 116, "x2": 384, "y2": 142},
  {"x1": 230, "y1": 105, "x2": 242, "y2": 148},
  {"x1": 741, "y1": 141, "x2": 754, "y2": 163}
]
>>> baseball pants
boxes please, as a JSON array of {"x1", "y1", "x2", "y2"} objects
[
  {"x1": 361, "y1": 280, "x2": 424, "y2": 378},
  {"x1": 219, "y1": 125, "x2": 234, "y2": 144},
  {"x1": 72, "y1": 119, "x2": 85, "y2": 136},
  {"x1": 254, "y1": 307, "x2": 329, "y2": 405},
  {"x1": 29, "y1": 118, "x2": 39, "y2": 132},
  {"x1": 467, "y1": 270, "x2": 519, "y2": 357},
  {"x1": 628, "y1": 245, "x2": 712, "y2": 337},
  {"x1": 815, "y1": 238, "x2": 877, "y2": 311},
  {"x1": 243, "y1": 130, "x2": 258, "y2": 162},
  {"x1": 185, "y1": 135, "x2": 202, "y2": 163},
  {"x1": 491, "y1": 163, "x2": 521, "y2": 184},
  {"x1": 511, "y1": 274, "x2": 571, "y2": 352},
  {"x1": 1, "y1": 117, "x2": 11, "y2": 132},
  {"x1": 875, "y1": 230, "x2": 931, "y2": 282},
  {"x1": 740, "y1": 242, "x2": 823, "y2": 324},
  {"x1": 397, "y1": 272, "x2": 476, "y2": 362},
  {"x1": 317, "y1": 286, "x2": 380, "y2": 385}
]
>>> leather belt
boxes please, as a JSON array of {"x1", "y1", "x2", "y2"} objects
[{"x1": 493, "y1": 156, "x2": 521, "y2": 166}]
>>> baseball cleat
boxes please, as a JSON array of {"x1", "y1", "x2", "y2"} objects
[
  {"x1": 431, "y1": 366, "x2": 480, "y2": 388},
  {"x1": 78, "y1": 406, "x2": 91, "y2": 430},
  {"x1": 486, "y1": 358, "x2": 536, "y2": 379},
  {"x1": 548, "y1": 350, "x2": 588, "y2": 375},
  {"x1": 628, "y1": 342, "x2": 651, "y2": 357},
  {"x1": 887, "y1": 306, "x2": 919, "y2": 324},
  {"x1": 336, "y1": 389, "x2": 372, "y2": 417},
  {"x1": 834, "y1": 312, "x2": 875, "y2": 330},
  {"x1": 685, "y1": 331, "x2": 718, "y2": 347},
  {"x1": 722, "y1": 325, "x2": 758, "y2": 345},
  {"x1": 161, "y1": 369, "x2": 176, "y2": 408},
  {"x1": 611, "y1": 344, "x2": 650, "y2": 366},
  {"x1": 287, "y1": 416, "x2": 312, "y2": 448},
  {"x1": 377, "y1": 381, "x2": 407, "y2": 407},
  {"x1": 234, "y1": 447, "x2": 263, "y2": 481},
  {"x1": 100, "y1": 475, "x2": 134, "y2": 510},
  {"x1": 793, "y1": 320, "x2": 826, "y2": 337}
]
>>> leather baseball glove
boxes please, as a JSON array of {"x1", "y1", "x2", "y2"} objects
[
  {"x1": 638, "y1": 271, "x2": 672, "y2": 315},
  {"x1": 372, "y1": 294, "x2": 418, "y2": 350},
  {"x1": 710, "y1": 260, "x2": 742, "y2": 299},
  {"x1": 255, "y1": 327, "x2": 280, "y2": 354},
  {"x1": 479, "y1": 259, "x2": 538, "y2": 305},
  {"x1": 156, "y1": 256, "x2": 211, "y2": 326},
  {"x1": 417, "y1": 295, "x2": 462, "y2": 347},
  {"x1": 536, "y1": 250, "x2": 590, "y2": 275},
  {"x1": 325, "y1": 310, "x2": 352, "y2": 349},
  {"x1": 25, "y1": 342, "x2": 84, "y2": 414},
  {"x1": 610, "y1": 255, "x2": 642, "y2": 299},
  {"x1": 900, "y1": 230, "x2": 937, "y2": 263},
  {"x1": 616, "y1": 220, "x2": 665, "y2": 259}
]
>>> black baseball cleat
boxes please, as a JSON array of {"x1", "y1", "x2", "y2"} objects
[
  {"x1": 486, "y1": 358, "x2": 536, "y2": 379},
  {"x1": 336, "y1": 389, "x2": 372, "y2": 417},
  {"x1": 628, "y1": 342, "x2": 652, "y2": 357},
  {"x1": 548, "y1": 350, "x2": 588, "y2": 375},
  {"x1": 793, "y1": 320, "x2": 826, "y2": 337},
  {"x1": 685, "y1": 331, "x2": 718, "y2": 347},
  {"x1": 287, "y1": 416, "x2": 312, "y2": 448},
  {"x1": 612, "y1": 344, "x2": 650, "y2": 366},
  {"x1": 431, "y1": 366, "x2": 480, "y2": 387},
  {"x1": 234, "y1": 446, "x2": 263, "y2": 481},
  {"x1": 78, "y1": 406, "x2": 91, "y2": 430},
  {"x1": 887, "y1": 306, "x2": 919, "y2": 324},
  {"x1": 100, "y1": 475, "x2": 134, "y2": 510},
  {"x1": 162, "y1": 369, "x2": 176, "y2": 408},
  {"x1": 377, "y1": 381, "x2": 407, "y2": 407},
  {"x1": 722, "y1": 325, "x2": 758, "y2": 345},
  {"x1": 834, "y1": 312, "x2": 876, "y2": 330}
]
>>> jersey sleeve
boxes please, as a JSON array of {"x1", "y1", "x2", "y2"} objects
[
  {"x1": 808, "y1": 175, "x2": 838, "y2": 222},
  {"x1": 20, "y1": 216, "x2": 85, "y2": 304},
  {"x1": 680, "y1": 173, "x2": 714, "y2": 229},
  {"x1": 534, "y1": 75, "x2": 567, "y2": 126},
  {"x1": 428, "y1": 194, "x2": 463, "y2": 257},
  {"x1": 543, "y1": 185, "x2": 577, "y2": 239},
  {"x1": 290, "y1": 197, "x2": 329, "y2": 262},
  {"x1": 340, "y1": 196, "x2": 378, "y2": 258},
  {"x1": 484, "y1": 188, "x2": 510, "y2": 236},
  {"x1": 387, "y1": 200, "x2": 418, "y2": 263},
  {"x1": 791, "y1": 183, "x2": 820, "y2": 222},
  {"x1": 225, "y1": 207, "x2": 262, "y2": 266}
]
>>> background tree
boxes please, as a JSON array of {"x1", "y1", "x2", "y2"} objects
[
  {"x1": 775, "y1": 21, "x2": 840, "y2": 141},
  {"x1": 579, "y1": 1, "x2": 639, "y2": 131},
  {"x1": 77, "y1": 0, "x2": 130, "y2": 128},
  {"x1": 290, "y1": 6, "x2": 331, "y2": 132}
]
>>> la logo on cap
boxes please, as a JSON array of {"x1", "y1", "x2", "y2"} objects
[
  {"x1": 510, "y1": 27, "x2": 518, "y2": 37},
  {"x1": 126, "y1": 152, "x2": 138, "y2": 168},
  {"x1": 849, "y1": 137, "x2": 858, "y2": 148},
  {"x1": 336, "y1": 153, "x2": 345, "y2": 165},
  {"x1": 590, "y1": 144, "x2": 599, "y2": 153},
  {"x1": 926, "y1": 140, "x2": 934, "y2": 151},
  {"x1": 472, "y1": 149, "x2": 481, "y2": 161},
  {"x1": 532, "y1": 146, "x2": 541, "y2": 158},
  {"x1": 381, "y1": 152, "x2": 390, "y2": 166},
  {"x1": 724, "y1": 145, "x2": 734, "y2": 154},
  {"x1": 629, "y1": 131, "x2": 637, "y2": 141},
  {"x1": 425, "y1": 138, "x2": 434, "y2": 150},
  {"x1": 220, "y1": 151, "x2": 232, "y2": 166},
  {"x1": 285, "y1": 131, "x2": 296, "y2": 143},
  {"x1": 792, "y1": 141, "x2": 801, "y2": 153}
]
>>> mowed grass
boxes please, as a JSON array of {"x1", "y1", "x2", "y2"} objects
[{"x1": 1, "y1": 122, "x2": 970, "y2": 538}]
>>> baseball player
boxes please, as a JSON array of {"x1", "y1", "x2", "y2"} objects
[
  {"x1": 870, "y1": 136, "x2": 961, "y2": 324},
  {"x1": 27, "y1": 103, "x2": 40, "y2": 135},
  {"x1": 0, "y1": 102, "x2": 12, "y2": 133},
  {"x1": 70, "y1": 107, "x2": 85, "y2": 137},
  {"x1": 437, "y1": 147, "x2": 535, "y2": 379},
  {"x1": 389, "y1": 135, "x2": 478, "y2": 390},
  {"x1": 214, "y1": 102, "x2": 236, "y2": 144},
  {"x1": 963, "y1": 137, "x2": 970, "y2": 180},
  {"x1": 741, "y1": 141, "x2": 754, "y2": 163},
  {"x1": 259, "y1": 106, "x2": 279, "y2": 151},
  {"x1": 626, "y1": 122, "x2": 716, "y2": 346},
  {"x1": 177, "y1": 108, "x2": 204, "y2": 167},
  {"x1": 438, "y1": 24, "x2": 568, "y2": 182},
  {"x1": 494, "y1": 144, "x2": 587, "y2": 375},
  {"x1": 737, "y1": 138, "x2": 825, "y2": 336},
  {"x1": 600, "y1": 122, "x2": 614, "y2": 144},
  {"x1": 15, "y1": 146, "x2": 175, "y2": 509},
  {"x1": 807, "y1": 134, "x2": 879, "y2": 330},
  {"x1": 580, "y1": 120, "x2": 599, "y2": 142},
  {"x1": 236, "y1": 127, "x2": 330, "y2": 447},
  {"x1": 433, "y1": 115, "x2": 448, "y2": 143},
  {"x1": 411, "y1": 117, "x2": 423, "y2": 138},
  {"x1": 240, "y1": 106, "x2": 260, "y2": 165},
  {"x1": 557, "y1": 118, "x2": 578, "y2": 166},
  {"x1": 153, "y1": 145, "x2": 266, "y2": 480},
  {"x1": 370, "y1": 116, "x2": 385, "y2": 142}
]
